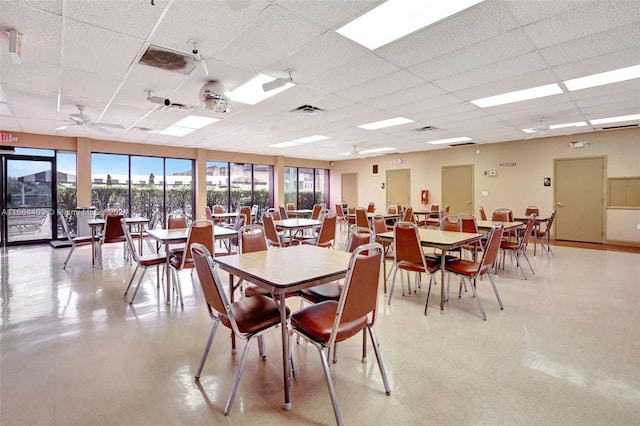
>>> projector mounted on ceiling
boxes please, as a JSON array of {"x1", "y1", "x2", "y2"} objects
[{"x1": 262, "y1": 70, "x2": 294, "y2": 92}]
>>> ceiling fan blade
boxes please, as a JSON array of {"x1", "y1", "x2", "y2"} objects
[
  {"x1": 93, "y1": 122, "x2": 125, "y2": 129},
  {"x1": 87, "y1": 123, "x2": 113, "y2": 134}
]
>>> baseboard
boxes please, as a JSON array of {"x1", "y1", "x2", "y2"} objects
[{"x1": 604, "y1": 239, "x2": 640, "y2": 248}]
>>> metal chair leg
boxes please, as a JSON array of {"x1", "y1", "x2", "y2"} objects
[
  {"x1": 224, "y1": 336, "x2": 256, "y2": 415},
  {"x1": 195, "y1": 321, "x2": 219, "y2": 379}
]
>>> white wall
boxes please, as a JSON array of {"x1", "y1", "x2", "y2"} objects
[{"x1": 330, "y1": 128, "x2": 640, "y2": 246}]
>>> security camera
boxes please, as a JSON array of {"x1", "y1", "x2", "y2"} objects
[{"x1": 145, "y1": 90, "x2": 170, "y2": 106}]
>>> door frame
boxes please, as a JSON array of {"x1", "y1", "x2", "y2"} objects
[{"x1": 1, "y1": 153, "x2": 58, "y2": 246}]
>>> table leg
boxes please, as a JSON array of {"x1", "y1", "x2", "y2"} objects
[
  {"x1": 165, "y1": 244, "x2": 171, "y2": 304},
  {"x1": 279, "y1": 292, "x2": 291, "y2": 410},
  {"x1": 229, "y1": 274, "x2": 236, "y2": 353},
  {"x1": 440, "y1": 252, "x2": 446, "y2": 312}
]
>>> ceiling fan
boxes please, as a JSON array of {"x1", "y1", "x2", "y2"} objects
[
  {"x1": 524, "y1": 118, "x2": 550, "y2": 139},
  {"x1": 56, "y1": 105, "x2": 124, "y2": 134}
]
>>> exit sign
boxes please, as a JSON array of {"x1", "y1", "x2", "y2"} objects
[{"x1": 1, "y1": 133, "x2": 17, "y2": 143}]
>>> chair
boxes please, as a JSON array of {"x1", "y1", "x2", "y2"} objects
[
  {"x1": 166, "y1": 213, "x2": 188, "y2": 255},
  {"x1": 500, "y1": 214, "x2": 536, "y2": 279},
  {"x1": 444, "y1": 225, "x2": 504, "y2": 320},
  {"x1": 227, "y1": 213, "x2": 247, "y2": 253},
  {"x1": 97, "y1": 212, "x2": 127, "y2": 268},
  {"x1": 366, "y1": 201, "x2": 375, "y2": 213},
  {"x1": 285, "y1": 203, "x2": 298, "y2": 218},
  {"x1": 239, "y1": 206, "x2": 252, "y2": 225},
  {"x1": 354, "y1": 207, "x2": 369, "y2": 228},
  {"x1": 478, "y1": 205, "x2": 488, "y2": 221},
  {"x1": 525, "y1": 206, "x2": 539, "y2": 216},
  {"x1": 535, "y1": 209, "x2": 556, "y2": 258},
  {"x1": 300, "y1": 214, "x2": 336, "y2": 248},
  {"x1": 460, "y1": 213, "x2": 483, "y2": 259},
  {"x1": 279, "y1": 205, "x2": 294, "y2": 220},
  {"x1": 299, "y1": 226, "x2": 373, "y2": 305},
  {"x1": 167, "y1": 214, "x2": 188, "y2": 229},
  {"x1": 190, "y1": 243, "x2": 288, "y2": 416},
  {"x1": 388, "y1": 221, "x2": 440, "y2": 314},
  {"x1": 212, "y1": 205, "x2": 228, "y2": 226},
  {"x1": 437, "y1": 215, "x2": 463, "y2": 259},
  {"x1": 401, "y1": 206, "x2": 415, "y2": 223},
  {"x1": 205, "y1": 206, "x2": 213, "y2": 221},
  {"x1": 289, "y1": 243, "x2": 390, "y2": 426},
  {"x1": 335, "y1": 203, "x2": 348, "y2": 234},
  {"x1": 59, "y1": 214, "x2": 98, "y2": 269},
  {"x1": 491, "y1": 208, "x2": 515, "y2": 239},
  {"x1": 121, "y1": 218, "x2": 166, "y2": 304},
  {"x1": 346, "y1": 206, "x2": 356, "y2": 226},
  {"x1": 250, "y1": 204, "x2": 259, "y2": 223},
  {"x1": 242, "y1": 224, "x2": 300, "y2": 299},
  {"x1": 262, "y1": 213, "x2": 299, "y2": 248},
  {"x1": 170, "y1": 220, "x2": 214, "y2": 308}
]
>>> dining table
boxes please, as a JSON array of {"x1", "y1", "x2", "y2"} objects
[
  {"x1": 147, "y1": 225, "x2": 238, "y2": 304},
  {"x1": 212, "y1": 244, "x2": 353, "y2": 412},
  {"x1": 377, "y1": 228, "x2": 483, "y2": 312},
  {"x1": 273, "y1": 218, "x2": 321, "y2": 239},
  {"x1": 513, "y1": 215, "x2": 549, "y2": 256}
]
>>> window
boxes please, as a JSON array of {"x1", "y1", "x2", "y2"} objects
[
  {"x1": 91, "y1": 154, "x2": 195, "y2": 224},
  {"x1": 56, "y1": 151, "x2": 77, "y2": 236},
  {"x1": 206, "y1": 161, "x2": 273, "y2": 219},
  {"x1": 284, "y1": 166, "x2": 330, "y2": 209}
]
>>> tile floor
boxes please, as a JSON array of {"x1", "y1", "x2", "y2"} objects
[{"x1": 1, "y1": 237, "x2": 639, "y2": 426}]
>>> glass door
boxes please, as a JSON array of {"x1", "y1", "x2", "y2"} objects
[{"x1": 1, "y1": 155, "x2": 55, "y2": 244}]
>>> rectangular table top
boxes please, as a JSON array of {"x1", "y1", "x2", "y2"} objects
[
  {"x1": 213, "y1": 244, "x2": 353, "y2": 293},
  {"x1": 147, "y1": 225, "x2": 237, "y2": 244},
  {"x1": 377, "y1": 228, "x2": 483, "y2": 250},
  {"x1": 273, "y1": 218, "x2": 321, "y2": 229}
]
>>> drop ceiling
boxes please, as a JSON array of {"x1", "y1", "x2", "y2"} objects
[{"x1": 0, "y1": 0, "x2": 639, "y2": 161}]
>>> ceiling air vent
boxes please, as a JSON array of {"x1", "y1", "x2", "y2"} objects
[
  {"x1": 597, "y1": 123, "x2": 639, "y2": 131},
  {"x1": 139, "y1": 44, "x2": 196, "y2": 75},
  {"x1": 290, "y1": 104, "x2": 326, "y2": 115}
]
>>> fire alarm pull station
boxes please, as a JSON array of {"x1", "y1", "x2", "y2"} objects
[{"x1": 421, "y1": 189, "x2": 429, "y2": 204}]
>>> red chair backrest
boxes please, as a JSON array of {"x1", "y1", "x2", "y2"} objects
[
  {"x1": 394, "y1": 222, "x2": 423, "y2": 264},
  {"x1": 479, "y1": 225, "x2": 504, "y2": 271},
  {"x1": 345, "y1": 227, "x2": 372, "y2": 252},
  {"x1": 340, "y1": 244, "x2": 383, "y2": 325},
  {"x1": 239, "y1": 225, "x2": 268, "y2": 253},
  {"x1": 440, "y1": 215, "x2": 462, "y2": 232},
  {"x1": 168, "y1": 215, "x2": 188, "y2": 229},
  {"x1": 355, "y1": 208, "x2": 368, "y2": 228},
  {"x1": 316, "y1": 214, "x2": 337, "y2": 247},
  {"x1": 103, "y1": 213, "x2": 125, "y2": 242}
]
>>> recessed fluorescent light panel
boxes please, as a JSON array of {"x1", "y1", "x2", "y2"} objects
[
  {"x1": 269, "y1": 135, "x2": 330, "y2": 148},
  {"x1": 563, "y1": 64, "x2": 640, "y2": 91},
  {"x1": 357, "y1": 117, "x2": 414, "y2": 130},
  {"x1": 337, "y1": 0, "x2": 484, "y2": 50},
  {"x1": 471, "y1": 83, "x2": 563, "y2": 108},
  {"x1": 589, "y1": 114, "x2": 640, "y2": 125},
  {"x1": 159, "y1": 115, "x2": 219, "y2": 136},
  {"x1": 230, "y1": 74, "x2": 294, "y2": 105},
  {"x1": 522, "y1": 121, "x2": 588, "y2": 133},
  {"x1": 426, "y1": 137, "x2": 472, "y2": 145}
]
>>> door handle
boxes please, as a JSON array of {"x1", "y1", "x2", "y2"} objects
[{"x1": 557, "y1": 202, "x2": 563, "y2": 207}]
